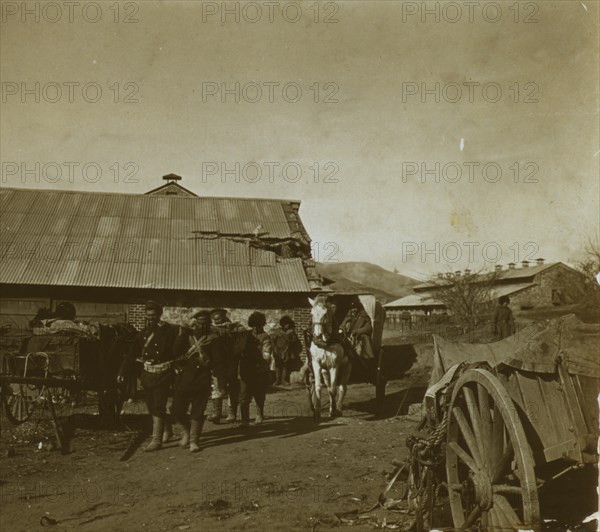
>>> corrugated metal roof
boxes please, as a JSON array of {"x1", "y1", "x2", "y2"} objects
[
  {"x1": 0, "y1": 187, "x2": 312, "y2": 293},
  {"x1": 386, "y1": 283, "x2": 537, "y2": 309},
  {"x1": 494, "y1": 263, "x2": 559, "y2": 280},
  {"x1": 384, "y1": 292, "x2": 445, "y2": 308},
  {"x1": 490, "y1": 283, "x2": 536, "y2": 299}
]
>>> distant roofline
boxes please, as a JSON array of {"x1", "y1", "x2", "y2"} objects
[
  {"x1": 412, "y1": 261, "x2": 570, "y2": 290},
  {"x1": 0, "y1": 185, "x2": 303, "y2": 205}
]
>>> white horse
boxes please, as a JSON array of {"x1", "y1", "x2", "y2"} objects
[{"x1": 308, "y1": 298, "x2": 351, "y2": 422}]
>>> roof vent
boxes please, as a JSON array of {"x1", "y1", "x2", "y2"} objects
[
  {"x1": 163, "y1": 173, "x2": 182, "y2": 183},
  {"x1": 495, "y1": 264, "x2": 503, "y2": 272},
  {"x1": 522, "y1": 260, "x2": 530, "y2": 268},
  {"x1": 536, "y1": 258, "x2": 545, "y2": 265},
  {"x1": 508, "y1": 262, "x2": 516, "y2": 270}
]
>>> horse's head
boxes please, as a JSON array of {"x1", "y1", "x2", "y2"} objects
[{"x1": 309, "y1": 297, "x2": 331, "y2": 339}]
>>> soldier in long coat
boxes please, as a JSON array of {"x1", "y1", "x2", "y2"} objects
[
  {"x1": 208, "y1": 308, "x2": 246, "y2": 423},
  {"x1": 118, "y1": 301, "x2": 177, "y2": 452},
  {"x1": 239, "y1": 312, "x2": 272, "y2": 427},
  {"x1": 270, "y1": 316, "x2": 302, "y2": 386},
  {"x1": 172, "y1": 310, "x2": 220, "y2": 452},
  {"x1": 493, "y1": 296, "x2": 516, "y2": 339}
]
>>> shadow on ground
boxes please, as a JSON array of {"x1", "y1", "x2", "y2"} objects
[{"x1": 346, "y1": 386, "x2": 427, "y2": 420}]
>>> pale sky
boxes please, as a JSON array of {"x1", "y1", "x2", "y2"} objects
[{"x1": 1, "y1": 0, "x2": 598, "y2": 279}]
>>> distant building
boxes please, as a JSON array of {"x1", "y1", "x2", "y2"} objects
[{"x1": 384, "y1": 259, "x2": 583, "y2": 326}]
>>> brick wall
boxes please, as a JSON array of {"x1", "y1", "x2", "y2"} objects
[
  {"x1": 292, "y1": 306, "x2": 312, "y2": 333},
  {"x1": 292, "y1": 306, "x2": 312, "y2": 352},
  {"x1": 127, "y1": 303, "x2": 146, "y2": 330}
]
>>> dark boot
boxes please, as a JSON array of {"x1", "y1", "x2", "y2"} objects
[
  {"x1": 207, "y1": 398, "x2": 222, "y2": 423},
  {"x1": 225, "y1": 401, "x2": 237, "y2": 423},
  {"x1": 274, "y1": 367, "x2": 283, "y2": 386},
  {"x1": 162, "y1": 416, "x2": 174, "y2": 443},
  {"x1": 178, "y1": 422, "x2": 190, "y2": 448},
  {"x1": 255, "y1": 403, "x2": 264, "y2": 425},
  {"x1": 239, "y1": 403, "x2": 250, "y2": 428},
  {"x1": 282, "y1": 367, "x2": 290, "y2": 386},
  {"x1": 189, "y1": 418, "x2": 203, "y2": 453},
  {"x1": 144, "y1": 416, "x2": 164, "y2": 452}
]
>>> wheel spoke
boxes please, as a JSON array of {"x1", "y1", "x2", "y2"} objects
[
  {"x1": 491, "y1": 403, "x2": 505, "y2": 469},
  {"x1": 488, "y1": 506, "x2": 501, "y2": 530},
  {"x1": 492, "y1": 441, "x2": 514, "y2": 483},
  {"x1": 493, "y1": 483, "x2": 522, "y2": 496},
  {"x1": 448, "y1": 441, "x2": 478, "y2": 473},
  {"x1": 452, "y1": 406, "x2": 483, "y2": 466},
  {"x1": 493, "y1": 493, "x2": 522, "y2": 527},
  {"x1": 477, "y1": 383, "x2": 492, "y2": 455},
  {"x1": 462, "y1": 386, "x2": 486, "y2": 461},
  {"x1": 462, "y1": 504, "x2": 482, "y2": 529},
  {"x1": 481, "y1": 509, "x2": 488, "y2": 529}
]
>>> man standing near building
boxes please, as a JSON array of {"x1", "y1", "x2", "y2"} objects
[
  {"x1": 239, "y1": 312, "x2": 272, "y2": 427},
  {"x1": 118, "y1": 301, "x2": 177, "y2": 452},
  {"x1": 271, "y1": 316, "x2": 303, "y2": 386},
  {"x1": 172, "y1": 310, "x2": 220, "y2": 453},
  {"x1": 208, "y1": 308, "x2": 245, "y2": 424},
  {"x1": 493, "y1": 296, "x2": 516, "y2": 339}
]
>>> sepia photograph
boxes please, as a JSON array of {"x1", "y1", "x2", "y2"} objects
[{"x1": 0, "y1": 1, "x2": 599, "y2": 530}]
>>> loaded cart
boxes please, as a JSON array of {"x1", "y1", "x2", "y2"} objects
[
  {"x1": 0, "y1": 325, "x2": 136, "y2": 449},
  {"x1": 406, "y1": 315, "x2": 599, "y2": 531}
]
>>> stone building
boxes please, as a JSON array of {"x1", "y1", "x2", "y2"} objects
[{"x1": 384, "y1": 259, "x2": 583, "y2": 327}]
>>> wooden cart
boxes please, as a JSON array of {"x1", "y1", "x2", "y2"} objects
[
  {"x1": 0, "y1": 325, "x2": 136, "y2": 448},
  {"x1": 411, "y1": 315, "x2": 599, "y2": 531}
]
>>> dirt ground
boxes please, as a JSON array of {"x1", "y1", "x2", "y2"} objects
[{"x1": 0, "y1": 380, "x2": 422, "y2": 532}]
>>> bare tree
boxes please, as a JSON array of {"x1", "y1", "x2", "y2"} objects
[
  {"x1": 428, "y1": 269, "x2": 497, "y2": 331},
  {"x1": 572, "y1": 235, "x2": 600, "y2": 311}
]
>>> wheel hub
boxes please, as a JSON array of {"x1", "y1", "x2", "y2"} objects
[{"x1": 473, "y1": 470, "x2": 493, "y2": 510}]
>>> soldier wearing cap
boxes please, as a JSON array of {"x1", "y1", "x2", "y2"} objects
[
  {"x1": 172, "y1": 310, "x2": 220, "y2": 452},
  {"x1": 118, "y1": 301, "x2": 177, "y2": 452},
  {"x1": 239, "y1": 312, "x2": 272, "y2": 427},
  {"x1": 208, "y1": 308, "x2": 245, "y2": 423}
]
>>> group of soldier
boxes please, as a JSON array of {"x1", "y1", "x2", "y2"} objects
[
  {"x1": 117, "y1": 302, "x2": 303, "y2": 453},
  {"x1": 28, "y1": 298, "x2": 377, "y2": 453}
]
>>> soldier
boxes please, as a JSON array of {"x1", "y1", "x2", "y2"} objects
[
  {"x1": 271, "y1": 316, "x2": 303, "y2": 386},
  {"x1": 493, "y1": 296, "x2": 516, "y2": 339},
  {"x1": 239, "y1": 312, "x2": 272, "y2": 427},
  {"x1": 172, "y1": 310, "x2": 220, "y2": 453},
  {"x1": 118, "y1": 301, "x2": 177, "y2": 452},
  {"x1": 208, "y1": 308, "x2": 245, "y2": 424}
]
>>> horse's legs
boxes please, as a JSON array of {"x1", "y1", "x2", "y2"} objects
[
  {"x1": 336, "y1": 361, "x2": 351, "y2": 416},
  {"x1": 328, "y1": 367, "x2": 338, "y2": 418},
  {"x1": 310, "y1": 359, "x2": 322, "y2": 424}
]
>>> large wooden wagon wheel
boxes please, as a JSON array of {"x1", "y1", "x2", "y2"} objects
[
  {"x1": 446, "y1": 368, "x2": 540, "y2": 531},
  {"x1": 1, "y1": 352, "x2": 60, "y2": 426},
  {"x1": 2, "y1": 382, "x2": 43, "y2": 424}
]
